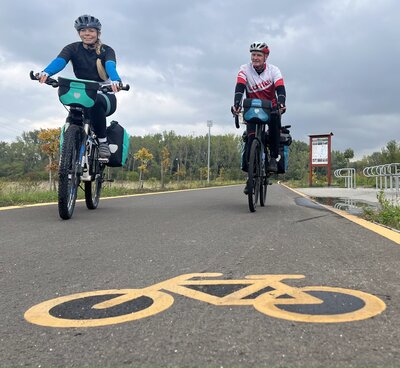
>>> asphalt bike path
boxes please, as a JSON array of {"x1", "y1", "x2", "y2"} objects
[{"x1": 1, "y1": 184, "x2": 399, "y2": 366}]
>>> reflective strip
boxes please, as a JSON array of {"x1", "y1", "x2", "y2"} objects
[{"x1": 101, "y1": 94, "x2": 112, "y2": 115}]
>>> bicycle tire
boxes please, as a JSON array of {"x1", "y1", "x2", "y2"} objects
[
  {"x1": 85, "y1": 145, "x2": 104, "y2": 210},
  {"x1": 248, "y1": 140, "x2": 260, "y2": 212},
  {"x1": 58, "y1": 124, "x2": 83, "y2": 220},
  {"x1": 259, "y1": 148, "x2": 268, "y2": 207}
]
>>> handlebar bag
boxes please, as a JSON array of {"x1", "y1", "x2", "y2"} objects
[
  {"x1": 58, "y1": 77, "x2": 99, "y2": 108},
  {"x1": 106, "y1": 121, "x2": 130, "y2": 167},
  {"x1": 243, "y1": 98, "x2": 272, "y2": 124}
]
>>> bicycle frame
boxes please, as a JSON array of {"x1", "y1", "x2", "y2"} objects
[
  {"x1": 254, "y1": 122, "x2": 268, "y2": 176},
  {"x1": 63, "y1": 108, "x2": 98, "y2": 180}
]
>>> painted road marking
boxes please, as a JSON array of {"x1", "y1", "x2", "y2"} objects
[{"x1": 25, "y1": 273, "x2": 386, "y2": 328}]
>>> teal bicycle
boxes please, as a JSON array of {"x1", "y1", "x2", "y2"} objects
[{"x1": 30, "y1": 71, "x2": 129, "y2": 219}]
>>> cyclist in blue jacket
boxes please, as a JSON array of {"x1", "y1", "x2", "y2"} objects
[{"x1": 38, "y1": 14, "x2": 123, "y2": 159}]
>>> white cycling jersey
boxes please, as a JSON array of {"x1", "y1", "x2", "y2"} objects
[{"x1": 237, "y1": 62, "x2": 284, "y2": 105}]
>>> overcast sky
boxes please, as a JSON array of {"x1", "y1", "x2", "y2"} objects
[{"x1": 1, "y1": 0, "x2": 399, "y2": 159}]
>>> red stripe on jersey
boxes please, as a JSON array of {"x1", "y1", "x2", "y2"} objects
[
  {"x1": 275, "y1": 78, "x2": 284, "y2": 87},
  {"x1": 237, "y1": 77, "x2": 246, "y2": 84}
]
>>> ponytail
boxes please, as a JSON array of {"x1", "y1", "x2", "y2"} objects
[{"x1": 95, "y1": 38, "x2": 103, "y2": 55}]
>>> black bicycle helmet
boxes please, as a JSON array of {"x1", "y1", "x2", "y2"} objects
[{"x1": 74, "y1": 14, "x2": 102, "y2": 31}]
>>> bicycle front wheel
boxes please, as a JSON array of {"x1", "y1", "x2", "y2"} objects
[
  {"x1": 248, "y1": 140, "x2": 260, "y2": 212},
  {"x1": 58, "y1": 124, "x2": 83, "y2": 220},
  {"x1": 259, "y1": 148, "x2": 268, "y2": 207}
]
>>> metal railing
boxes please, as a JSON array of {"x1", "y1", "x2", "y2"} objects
[
  {"x1": 334, "y1": 168, "x2": 356, "y2": 189},
  {"x1": 363, "y1": 163, "x2": 400, "y2": 192}
]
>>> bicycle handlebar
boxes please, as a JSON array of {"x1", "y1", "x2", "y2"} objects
[
  {"x1": 30, "y1": 70, "x2": 58, "y2": 87},
  {"x1": 29, "y1": 70, "x2": 130, "y2": 91},
  {"x1": 232, "y1": 105, "x2": 283, "y2": 129},
  {"x1": 234, "y1": 115, "x2": 240, "y2": 129}
]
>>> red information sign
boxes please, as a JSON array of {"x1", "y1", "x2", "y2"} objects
[{"x1": 309, "y1": 133, "x2": 333, "y2": 186}]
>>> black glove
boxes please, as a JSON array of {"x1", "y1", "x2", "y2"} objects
[{"x1": 231, "y1": 104, "x2": 242, "y2": 115}]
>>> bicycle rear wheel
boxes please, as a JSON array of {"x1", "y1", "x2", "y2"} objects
[
  {"x1": 248, "y1": 140, "x2": 260, "y2": 212},
  {"x1": 58, "y1": 124, "x2": 83, "y2": 220},
  {"x1": 85, "y1": 145, "x2": 104, "y2": 210}
]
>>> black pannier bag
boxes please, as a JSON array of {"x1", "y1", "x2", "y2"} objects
[
  {"x1": 106, "y1": 121, "x2": 130, "y2": 167},
  {"x1": 277, "y1": 126, "x2": 292, "y2": 174}
]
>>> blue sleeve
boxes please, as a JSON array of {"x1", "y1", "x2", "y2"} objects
[
  {"x1": 105, "y1": 60, "x2": 121, "y2": 81},
  {"x1": 43, "y1": 57, "x2": 67, "y2": 76}
]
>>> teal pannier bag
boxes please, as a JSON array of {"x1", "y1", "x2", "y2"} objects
[
  {"x1": 277, "y1": 145, "x2": 289, "y2": 174},
  {"x1": 58, "y1": 77, "x2": 99, "y2": 108},
  {"x1": 106, "y1": 121, "x2": 130, "y2": 167},
  {"x1": 243, "y1": 98, "x2": 272, "y2": 124}
]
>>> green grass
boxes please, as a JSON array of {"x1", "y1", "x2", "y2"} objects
[
  {"x1": 0, "y1": 180, "x2": 243, "y2": 207},
  {"x1": 363, "y1": 191, "x2": 400, "y2": 231}
]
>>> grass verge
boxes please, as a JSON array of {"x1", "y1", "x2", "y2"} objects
[
  {"x1": 362, "y1": 191, "x2": 400, "y2": 231},
  {"x1": 0, "y1": 180, "x2": 243, "y2": 208}
]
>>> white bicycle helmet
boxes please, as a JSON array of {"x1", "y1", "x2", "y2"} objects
[{"x1": 249, "y1": 42, "x2": 270, "y2": 54}]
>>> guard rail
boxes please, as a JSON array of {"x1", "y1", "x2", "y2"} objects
[
  {"x1": 363, "y1": 163, "x2": 400, "y2": 192},
  {"x1": 334, "y1": 168, "x2": 356, "y2": 189}
]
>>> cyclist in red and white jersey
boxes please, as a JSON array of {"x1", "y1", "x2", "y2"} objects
[{"x1": 232, "y1": 42, "x2": 286, "y2": 189}]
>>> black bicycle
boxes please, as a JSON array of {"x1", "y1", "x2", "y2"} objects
[
  {"x1": 234, "y1": 99, "x2": 281, "y2": 212},
  {"x1": 30, "y1": 71, "x2": 129, "y2": 219}
]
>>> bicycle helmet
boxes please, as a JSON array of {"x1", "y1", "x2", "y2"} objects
[
  {"x1": 74, "y1": 14, "x2": 102, "y2": 31},
  {"x1": 249, "y1": 42, "x2": 270, "y2": 55}
]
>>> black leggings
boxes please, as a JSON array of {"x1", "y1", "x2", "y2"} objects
[
  {"x1": 246, "y1": 113, "x2": 281, "y2": 161},
  {"x1": 87, "y1": 93, "x2": 117, "y2": 138}
]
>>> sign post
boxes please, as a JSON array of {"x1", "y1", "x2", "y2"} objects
[{"x1": 309, "y1": 133, "x2": 333, "y2": 186}]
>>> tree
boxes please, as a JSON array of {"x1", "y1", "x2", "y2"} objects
[
  {"x1": 38, "y1": 128, "x2": 61, "y2": 190},
  {"x1": 174, "y1": 164, "x2": 186, "y2": 182},
  {"x1": 134, "y1": 147, "x2": 153, "y2": 188},
  {"x1": 160, "y1": 146, "x2": 170, "y2": 188},
  {"x1": 285, "y1": 140, "x2": 309, "y2": 181},
  {"x1": 199, "y1": 167, "x2": 209, "y2": 181},
  {"x1": 343, "y1": 148, "x2": 354, "y2": 166},
  {"x1": 382, "y1": 140, "x2": 400, "y2": 164}
]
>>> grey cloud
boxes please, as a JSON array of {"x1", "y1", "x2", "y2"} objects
[{"x1": 0, "y1": 0, "x2": 399, "y2": 158}]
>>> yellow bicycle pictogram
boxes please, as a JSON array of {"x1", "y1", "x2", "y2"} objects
[{"x1": 24, "y1": 273, "x2": 386, "y2": 327}]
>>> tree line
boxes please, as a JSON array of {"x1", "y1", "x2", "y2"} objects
[{"x1": 1, "y1": 128, "x2": 399, "y2": 186}]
